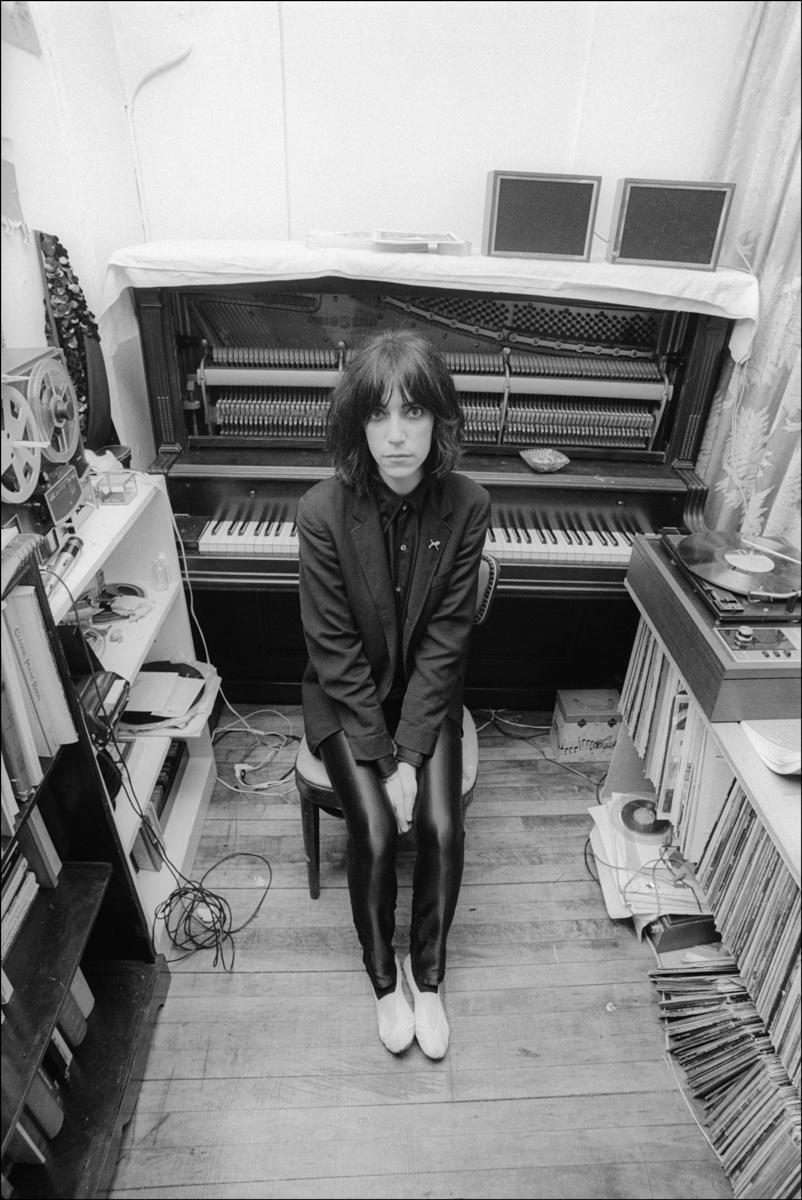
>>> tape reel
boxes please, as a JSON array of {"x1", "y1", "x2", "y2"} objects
[
  {"x1": 1, "y1": 354, "x2": 81, "y2": 503},
  {"x1": 1, "y1": 383, "x2": 42, "y2": 503},
  {"x1": 610, "y1": 795, "x2": 671, "y2": 844}
]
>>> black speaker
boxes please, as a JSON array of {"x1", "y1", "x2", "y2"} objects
[
  {"x1": 483, "y1": 171, "x2": 601, "y2": 261},
  {"x1": 607, "y1": 178, "x2": 735, "y2": 271}
]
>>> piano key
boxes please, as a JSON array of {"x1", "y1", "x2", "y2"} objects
[{"x1": 195, "y1": 510, "x2": 632, "y2": 567}]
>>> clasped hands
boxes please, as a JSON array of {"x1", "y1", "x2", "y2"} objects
[{"x1": 382, "y1": 761, "x2": 418, "y2": 833}]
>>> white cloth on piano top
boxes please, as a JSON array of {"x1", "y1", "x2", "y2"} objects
[{"x1": 101, "y1": 239, "x2": 759, "y2": 363}]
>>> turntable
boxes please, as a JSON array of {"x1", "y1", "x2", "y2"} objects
[
  {"x1": 662, "y1": 530, "x2": 800, "y2": 625},
  {"x1": 625, "y1": 532, "x2": 800, "y2": 722}
]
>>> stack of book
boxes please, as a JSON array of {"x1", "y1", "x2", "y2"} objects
[
  {"x1": 1, "y1": 584, "x2": 77, "y2": 810},
  {"x1": 2, "y1": 805, "x2": 64, "y2": 958},
  {"x1": 1, "y1": 842, "x2": 39, "y2": 959},
  {"x1": 305, "y1": 229, "x2": 470, "y2": 254}
]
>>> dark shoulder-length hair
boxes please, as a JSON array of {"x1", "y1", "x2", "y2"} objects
[{"x1": 327, "y1": 330, "x2": 465, "y2": 495}]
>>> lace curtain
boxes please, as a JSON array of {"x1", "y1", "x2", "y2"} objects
[{"x1": 696, "y1": 0, "x2": 801, "y2": 548}]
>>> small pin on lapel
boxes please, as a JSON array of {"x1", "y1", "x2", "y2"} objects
[{"x1": 428, "y1": 539, "x2": 440, "y2": 551}]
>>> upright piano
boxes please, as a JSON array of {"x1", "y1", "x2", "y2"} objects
[{"x1": 103, "y1": 243, "x2": 758, "y2": 707}]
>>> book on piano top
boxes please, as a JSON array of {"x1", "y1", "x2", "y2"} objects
[{"x1": 305, "y1": 229, "x2": 470, "y2": 255}]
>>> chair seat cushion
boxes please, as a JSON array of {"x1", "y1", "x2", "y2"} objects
[{"x1": 296, "y1": 708, "x2": 479, "y2": 797}]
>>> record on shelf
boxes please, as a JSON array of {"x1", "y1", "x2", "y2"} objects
[
  {"x1": 677, "y1": 531, "x2": 801, "y2": 598},
  {"x1": 122, "y1": 660, "x2": 204, "y2": 724},
  {"x1": 609, "y1": 794, "x2": 671, "y2": 844}
]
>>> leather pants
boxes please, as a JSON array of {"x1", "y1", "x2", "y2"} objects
[{"x1": 319, "y1": 716, "x2": 464, "y2": 998}]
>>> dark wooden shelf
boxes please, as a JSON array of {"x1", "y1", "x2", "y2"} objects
[
  {"x1": 1, "y1": 862, "x2": 111, "y2": 1153},
  {"x1": 0, "y1": 750, "x2": 63, "y2": 871},
  {"x1": 6, "y1": 957, "x2": 169, "y2": 1199}
]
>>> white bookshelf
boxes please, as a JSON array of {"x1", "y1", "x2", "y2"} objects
[
  {"x1": 47, "y1": 473, "x2": 219, "y2": 952},
  {"x1": 618, "y1": 591, "x2": 801, "y2": 882},
  {"x1": 611, "y1": 591, "x2": 800, "y2": 1198},
  {"x1": 713, "y1": 723, "x2": 800, "y2": 885}
]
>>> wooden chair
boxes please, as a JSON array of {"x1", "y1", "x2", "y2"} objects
[{"x1": 295, "y1": 553, "x2": 499, "y2": 898}]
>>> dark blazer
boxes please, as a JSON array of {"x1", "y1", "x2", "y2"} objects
[{"x1": 297, "y1": 471, "x2": 491, "y2": 762}]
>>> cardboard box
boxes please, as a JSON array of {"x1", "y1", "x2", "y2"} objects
[{"x1": 550, "y1": 688, "x2": 621, "y2": 762}]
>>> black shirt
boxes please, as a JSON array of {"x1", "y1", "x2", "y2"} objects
[{"x1": 372, "y1": 476, "x2": 430, "y2": 777}]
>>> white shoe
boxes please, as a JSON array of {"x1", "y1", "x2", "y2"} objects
[
  {"x1": 402, "y1": 955, "x2": 449, "y2": 1059},
  {"x1": 375, "y1": 958, "x2": 415, "y2": 1054}
]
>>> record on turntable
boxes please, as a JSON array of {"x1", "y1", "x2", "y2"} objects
[{"x1": 677, "y1": 531, "x2": 801, "y2": 599}]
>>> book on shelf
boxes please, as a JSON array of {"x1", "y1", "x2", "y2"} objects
[
  {"x1": 16, "y1": 808, "x2": 61, "y2": 887},
  {"x1": 2, "y1": 598, "x2": 56, "y2": 761},
  {"x1": 0, "y1": 868, "x2": 39, "y2": 957},
  {"x1": 130, "y1": 806, "x2": 165, "y2": 873},
  {"x1": 1, "y1": 847, "x2": 29, "y2": 916},
  {"x1": 152, "y1": 738, "x2": 189, "y2": 824},
  {"x1": 0, "y1": 763, "x2": 17, "y2": 840},
  {"x1": 25, "y1": 1064, "x2": 65, "y2": 1139},
  {"x1": 57, "y1": 985, "x2": 88, "y2": 1047},
  {"x1": 45, "y1": 1025, "x2": 74, "y2": 1082},
  {"x1": 0, "y1": 647, "x2": 44, "y2": 800},
  {"x1": 5, "y1": 1111, "x2": 47, "y2": 1165},
  {"x1": 2, "y1": 586, "x2": 77, "y2": 751},
  {"x1": 70, "y1": 965, "x2": 96, "y2": 1019}
]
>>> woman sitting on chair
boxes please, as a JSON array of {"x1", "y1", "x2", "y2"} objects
[{"x1": 297, "y1": 330, "x2": 491, "y2": 1059}]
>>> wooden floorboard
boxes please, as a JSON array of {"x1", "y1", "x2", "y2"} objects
[{"x1": 108, "y1": 705, "x2": 731, "y2": 1200}]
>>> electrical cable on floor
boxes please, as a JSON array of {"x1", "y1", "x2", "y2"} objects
[
  {"x1": 212, "y1": 705, "x2": 300, "y2": 795},
  {"x1": 154, "y1": 852, "x2": 273, "y2": 972},
  {"x1": 475, "y1": 707, "x2": 609, "y2": 790},
  {"x1": 42, "y1": 566, "x2": 276, "y2": 969}
]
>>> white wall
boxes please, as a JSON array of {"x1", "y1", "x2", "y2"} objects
[
  {"x1": 2, "y1": 1, "x2": 141, "y2": 345},
  {"x1": 2, "y1": 0, "x2": 757, "y2": 449},
  {"x1": 113, "y1": 0, "x2": 756, "y2": 249}
]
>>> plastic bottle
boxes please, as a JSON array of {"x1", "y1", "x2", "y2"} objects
[{"x1": 152, "y1": 552, "x2": 170, "y2": 591}]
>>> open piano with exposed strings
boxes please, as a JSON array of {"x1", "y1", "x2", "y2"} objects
[{"x1": 103, "y1": 243, "x2": 758, "y2": 706}]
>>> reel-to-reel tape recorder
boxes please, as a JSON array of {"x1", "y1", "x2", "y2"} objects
[{"x1": 1, "y1": 347, "x2": 91, "y2": 536}]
